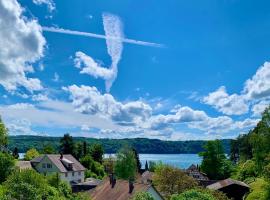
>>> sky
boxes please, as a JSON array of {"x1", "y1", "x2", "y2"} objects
[{"x1": 1, "y1": 0, "x2": 270, "y2": 140}]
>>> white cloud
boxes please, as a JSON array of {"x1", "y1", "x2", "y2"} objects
[
  {"x1": 64, "y1": 85, "x2": 152, "y2": 125},
  {"x1": 251, "y1": 100, "x2": 270, "y2": 117},
  {"x1": 203, "y1": 86, "x2": 248, "y2": 115},
  {"x1": 32, "y1": 93, "x2": 49, "y2": 101},
  {"x1": 32, "y1": 0, "x2": 55, "y2": 12},
  {"x1": 7, "y1": 118, "x2": 38, "y2": 135},
  {"x1": 148, "y1": 106, "x2": 207, "y2": 130},
  {"x1": 52, "y1": 72, "x2": 60, "y2": 82},
  {"x1": 244, "y1": 62, "x2": 270, "y2": 99},
  {"x1": 74, "y1": 51, "x2": 114, "y2": 80},
  {"x1": 0, "y1": 0, "x2": 45, "y2": 92}
]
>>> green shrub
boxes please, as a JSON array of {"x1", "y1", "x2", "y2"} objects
[
  {"x1": 132, "y1": 192, "x2": 155, "y2": 200},
  {"x1": 170, "y1": 189, "x2": 216, "y2": 200}
]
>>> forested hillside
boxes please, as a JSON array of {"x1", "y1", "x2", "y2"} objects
[{"x1": 8, "y1": 136, "x2": 231, "y2": 154}]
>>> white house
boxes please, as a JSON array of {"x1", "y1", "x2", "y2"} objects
[{"x1": 31, "y1": 154, "x2": 86, "y2": 184}]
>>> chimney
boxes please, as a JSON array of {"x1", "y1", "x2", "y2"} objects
[
  {"x1": 129, "y1": 181, "x2": 134, "y2": 194},
  {"x1": 60, "y1": 153, "x2": 63, "y2": 160}
]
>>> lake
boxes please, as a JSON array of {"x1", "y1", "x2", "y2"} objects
[
  {"x1": 19, "y1": 153, "x2": 202, "y2": 169},
  {"x1": 105, "y1": 154, "x2": 202, "y2": 169}
]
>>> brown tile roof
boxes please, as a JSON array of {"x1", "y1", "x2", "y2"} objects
[
  {"x1": 90, "y1": 178, "x2": 152, "y2": 200},
  {"x1": 31, "y1": 154, "x2": 86, "y2": 173},
  {"x1": 207, "y1": 178, "x2": 250, "y2": 190}
]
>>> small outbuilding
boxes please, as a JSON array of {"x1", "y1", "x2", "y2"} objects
[{"x1": 207, "y1": 178, "x2": 250, "y2": 200}]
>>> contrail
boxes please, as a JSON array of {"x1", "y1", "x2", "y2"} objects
[{"x1": 42, "y1": 26, "x2": 164, "y2": 48}]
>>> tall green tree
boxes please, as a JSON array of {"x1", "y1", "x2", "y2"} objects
[
  {"x1": 132, "y1": 148, "x2": 141, "y2": 172},
  {"x1": 59, "y1": 134, "x2": 74, "y2": 155},
  {"x1": 0, "y1": 116, "x2": 8, "y2": 147},
  {"x1": 199, "y1": 140, "x2": 233, "y2": 180},
  {"x1": 90, "y1": 143, "x2": 104, "y2": 163},
  {"x1": 12, "y1": 147, "x2": 19, "y2": 159},
  {"x1": 115, "y1": 147, "x2": 137, "y2": 181},
  {"x1": 0, "y1": 152, "x2": 15, "y2": 183}
]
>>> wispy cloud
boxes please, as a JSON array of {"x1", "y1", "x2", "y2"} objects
[{"x1": 42, "y1": 27, "x2": 164, "y2": 48}]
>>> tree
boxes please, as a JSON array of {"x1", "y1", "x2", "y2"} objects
[
  {"x1": 42, "y1": 144, "x2": 56, "y2": 154},
  {"x1": 90, "y1": 143, "x2": 104, "y2": 163},
  {"x1": 12, "y1": 147, "x2": 19, "y2": 159},
  {"x1": 83, "y1": 141, "x2": 88, "y2": 156},
  {"x1": 145, "y1": 161, "x2": 149, "y2": 171},
  {"x1": 153, "y1": 164, "x2": 197, "y2": 199},
  {"x1": 80, "y1": 155, "x2": 105, "y2": 179},
  {"x1": 24, "y1": 148, "x2": 40, "y2": 161},
  {"x1": 199, "y1": 140, "x2": 233, "y2": 180},
  {"x1": 59, "y1": 134, "x2": 74, "y2": 155},
  {"x1": 132, "y1": 148, "x2": 141, "y2": 172},
  {"x1": 0, "y1": 152, "x2": 15, "y2": 183},
  {"x1": 74, "y1": 142, "x2": 84, "y2": 159},
  {"x1": 132, "y1": 192, "x2": 155, "y2": 200},
  {"x1": 115, "y1": 147, "x2": 137, "y2": 181},
  {"x1": 2, "y1": 169, "x2": 59, "y2": 200},
  {"x1": 0, "y1": 116, "x2": 8, "y2": 147},
  {"x1": 170, "y1": 189, "x2": 216, "y2": 200}
]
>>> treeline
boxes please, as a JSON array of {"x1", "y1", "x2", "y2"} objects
[
  {"x1": 8, "y1": 135, "x2": 231, "y2": 154},
  {"x1": 229, "y1": 106, "x2": 270, "y2": 200}
]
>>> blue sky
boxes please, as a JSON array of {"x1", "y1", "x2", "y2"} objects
[{"x1": 1, "y1": 0, "x2": 270, "y2": 140}]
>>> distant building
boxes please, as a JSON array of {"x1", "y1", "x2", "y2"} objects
[
  {"x1": 185, "y1": 164, "x2": 209, "y2": 181},
  {"x1": 30, "y1": 154, "x2": 86, "y2": 184},
  {"x1": 16, "y1": 161, "x2": 33, "y2": 171},
  {"x1": 207, "y1": 178, "x2": 250, "y2": 200}
]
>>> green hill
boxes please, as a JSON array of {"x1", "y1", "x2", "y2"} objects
[{"x1": 8, "y1": 135, "x2": 231, "y2": 154}]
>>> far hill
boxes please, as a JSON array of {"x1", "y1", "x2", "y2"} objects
[{"x1": 8, "y1": 135, "x2": 231, "y2": 154}]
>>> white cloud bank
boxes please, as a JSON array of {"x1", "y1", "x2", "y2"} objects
[
  {"x1": 204, "y1": 62, "x2": 270, "y2": 116},
  {"x1": 0, "y1": 0, "x2": 46, "y2": 92}
]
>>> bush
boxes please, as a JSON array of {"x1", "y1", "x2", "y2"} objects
[
  {"x1": 245, "y1": 178, "x2": 269, "y2": 200},
  {"x1": 170, "y1": 189, "x2": 216, "y2": 200},
  {"x1": 0, "y1": 152, "x2": 15, "y2": 183},
  {"x1": 24, "y1": 148, "x2": 40, "y2": 161},
  {"x1": 132, "y1": 192, "x2": 155, "y2": 200},
  {"x1": 80, "y1": 155, "x2": 105, "y2": 179}
]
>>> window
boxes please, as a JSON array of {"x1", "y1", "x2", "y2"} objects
[
  {"x1": 72, "y1": 172, "x2": 75, "y2": 176},
  {"x1": 47, "y1": 163, "x2": 52, "y2": 168},
  {"x1": 65, "y1": 173, "x2": 68, "y2": 177},
  {"x1": 78, "y1": 172, "x2": 81, "y2": 176},
  {"x1": 42, "y1": 163, "x2": 46, "y2": 168}
]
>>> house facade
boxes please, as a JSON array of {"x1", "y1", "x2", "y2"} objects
[{"x1": 31, "y1": 154, "x2": 86, "y2": 184}]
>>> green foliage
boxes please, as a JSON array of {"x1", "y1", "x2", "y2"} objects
[
  {"x1": 60, "y1": 134, "x2": 75, "y2": 155},
  {"x1": 2, "y1": 169, "x2": 59, "y2": 200},
  {"x1": 115, "y1": 147, "x2": 137, "y2": 181},
  {"x1": 8, "y1": 135, "x2": 231, "y2": 154},
  {"x1": 0, "y1": 152, "x2": 15, "y2": 183},
  {"x1": 199, "y1": 140, "x2": 233, "y2": 180},
  {"x1": 90, "y1": 143, "x2": 104, "y2": 163},
  {"x1": 74, "y1": 142, "x2": 84, "y2": 159},
  {"x1": 132, "y1": 148, "x2": 142, "y2": 171},
  {"x1": 80, "y1": 155, "x2": 105, "y2": 179},
  {"x1": 153, "y1": 164, "x2": 198, "y2": 199},
  {"x1": 0, "y1": 117, "x2": 8, "y2": 146},
  {"x1": 132, "y1": 192, "x2": 155, "y2": 200},
  {"x1": 233, "y1": 160, "x2": 257, "y2": 181},
  {"x1": 231, "y1": 106, "x2": 270, "y2": 176},
  {"x1": 24, "y1": 148, "x2": 40, "y2": 161},
  {"x1": 245, "y1": 178, "x2": 269, "y2": 200},
  {"x1": 103, "y1": 156, "x2": 114, "y2": 174},
  {"x1": 12, "y1": 147, "x2": 19, "y2": 159},
  {"x1": 170, "y1": 189, "x2": 216, "y2": 200},
  {"x1": 42, "y1": 144, "x2": 56, "y2": 154}
]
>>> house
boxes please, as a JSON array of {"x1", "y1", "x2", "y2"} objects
[
  {"x1": 16, "y1": 161, "x2": 33, "y2": 171},
  {"x1": 207, "y1": 178, "x2": 250, "y2": 200},
  {"x1": 90, "y1": 175, "x2": 164, "y2": 200},
  {"x1": 30, "y1": 154, "x2": 86, "y2": 184},
  {"x1": 185, "y1": 164, "x2": 209, "y2": 182}
]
